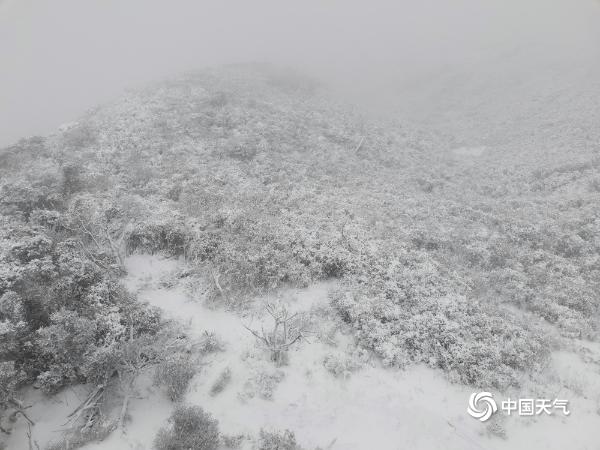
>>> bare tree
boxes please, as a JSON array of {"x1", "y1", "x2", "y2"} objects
[
  {"x1": 72, "y1": 214, "x2": 132, "y2": 270},
  {"x1": 65, "y1": 194, "x2": 140, "y2": 271},
  {"x1": 243, "y1": 303, "x2": 308, "y2": 366}
]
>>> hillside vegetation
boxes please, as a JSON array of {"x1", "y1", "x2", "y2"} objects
[{"x1": 1, "y1": 65, "x2": 599, "y2": 437}]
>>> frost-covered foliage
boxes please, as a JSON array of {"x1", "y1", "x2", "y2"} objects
[
  {"x1": 332, "y1": 250, "x2": 549, "y2": 388},
  {"x1": 126, "y1": 215, "x2": 189, "y2": 256},
  {"x1": 198, "y1": 331, "x2": 226, "y2": 354},
  {"x1": 154, "y1": 405, "x2": 220, "y2": 450},
  {"x1": 154, "y1": 354, "x2": 198, "y2": 401},
  {"x1": 256, "y1": 429, "x2": 304, "y2": 450},
  {"x1": 0, "y1": 147, "x2": 164, "y2": 432},
  {"x1": 222, "y1": 433, "x2": 246, "y2": 449},
  {"x1": 239, "y1": 368, "x2": 285, "y2": 402},
  {"x1": 0, "y1": 214, "x2": 162, "y2": 395},
  {"x1": 322, "y1": 348, "x2": 368, "y2": 378},
  {"x1": 1, "y1": 63, "x2": 598, "y2": 397}
]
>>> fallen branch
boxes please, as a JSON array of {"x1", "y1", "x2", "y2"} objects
[
  {"x1": 26, "y1": 422, "x2": 40, "y2": 450},
  {"x1": 210, "y1": 267, "x2": 229, "y2": 304},
  {"x1": 325, "y1": 438, "x2": 337, "y2": 449},
  {"x1": 117, "y1": 394, "x2": 130, "y2": 431},
  {"x1": 64, "y1": 385, "x2": 104, "y2": 428},
  {"x1": 354, "y1": 136, "x2": 365, "y2": 153},
  {"x1": 7, "y1": 398, "x2": 35, "y2": 427}
]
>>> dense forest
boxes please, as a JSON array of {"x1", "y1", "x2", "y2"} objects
[{"x1": 1, "y1": 65, "x2": 599, "y2": 449}]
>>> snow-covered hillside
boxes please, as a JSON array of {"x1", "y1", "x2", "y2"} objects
[{"x1": 1, "y1": 65, "x2": 599, "y2": 449}]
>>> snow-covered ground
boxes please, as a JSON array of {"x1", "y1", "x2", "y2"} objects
[
  {"x1": 451, "y1": 146, "x2": 487, "y2": 158},
  {"x1": 7, "y1": 254, "x2": 600, "y2": 449}
]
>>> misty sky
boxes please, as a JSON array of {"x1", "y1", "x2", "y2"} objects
[{"x1": 1, "y1": 0, "x2": 599, "y2": 147}]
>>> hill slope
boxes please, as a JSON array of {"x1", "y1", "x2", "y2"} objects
[{"x1": 1, "y1": 64, "x2": 599, "y2": 447}]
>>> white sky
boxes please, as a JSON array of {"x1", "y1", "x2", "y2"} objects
[{"x1": 1, "y1": 0, "x2": 599, "y2": 147}]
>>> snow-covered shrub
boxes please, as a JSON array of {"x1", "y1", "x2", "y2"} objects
[
  {"x1": 256, "y1": 429, "x2": 303, "y2": 450},
  {"x1": 210, "y1": 367, "x2": 232, "y2": 396},
  {"x1": 182, "y1": 209, "x2": 359, "y2": 303},
  {"x1": 253, "y1": 369, "x2": 285, "y2": 400},
  {"x1": 0, "y1": 362, "x2": 22, "y2": 407},
  {"x1": 154, "y1": 405, "x2": 219, "y2": 450},
  {"x1": 322, "y1": 348, "x2": 367, "y2": 378},
  {"x1": 126, "y1": 218, "x2": 190, "y2": 256},
  {"x1": 239, "y1": 368, "x2": 285, "y2": 402},
  {"x1": 35, "y1": 310, "x2": 98, "y2": 392},
  {"x1": 0, "y1": 210, "x2": 163, "y2": 396},
  {"x1": 0, "y1": 162, "x2": 64, "y2": 219},
  {"x1": 486, "y1": 415, "x2": 507, "y2": 440},
  {"x1": 222, "y1": 433, "x2": 246, "y2": 449},
  {"x1": 208, "y1": 90, "x2": 228, "y2": 108},
  {"x1": 62, "y1": 123, "x2": 97, "y2": 150},
  {"x1": 154, "y1": 354, "x2": 198, "y2": 401},
  {"x1": 332, "y1": 249, "x2": 549, "y2": 388},
  {"x1": 8, "y1": 234, "x2": 53, "y2": 264},
  {"x1": 61, "y1": 162, "x2": 85, "y2": 196},
  {"x1": 198, "y1": 331, "x2": 226, "y2": 354}
]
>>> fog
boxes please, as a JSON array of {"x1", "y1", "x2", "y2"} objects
[{"x1": 1, "y1": 0, "x2": 599, "y2": 147}]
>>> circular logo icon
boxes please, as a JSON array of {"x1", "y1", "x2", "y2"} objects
[{"x1": 467, "y1": 392, "x2": 498, "y2": 422}]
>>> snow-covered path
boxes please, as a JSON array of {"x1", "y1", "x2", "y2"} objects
[
  {"x1": 7, "y1": 254, "x2": 600, "y2": 449},
  {"x1": 118, "y1": 255, "x2": 487, "y2": 450},
  {"x1": 115, "y1": 255, "x2": 600, "y2": 450}
]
